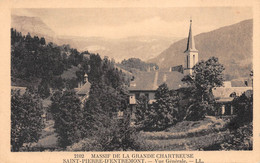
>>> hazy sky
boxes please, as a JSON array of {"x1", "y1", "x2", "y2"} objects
[{"x1": 12, "y1": 7, "x2": 252, "y2": 38}]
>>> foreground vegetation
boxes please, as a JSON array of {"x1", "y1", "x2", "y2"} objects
[
  {"x1": 136, "y1": 116, "x2": 230, "y2": 150},
  {"x1": 11, "y1": 30, "x2": 253, "y2": 151}
]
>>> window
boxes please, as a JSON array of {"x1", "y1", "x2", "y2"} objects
[
  {"x1": 135, "y1": 93, "x2": 140, "y2": 100},
  {"x1": 193, "y1": 55, "x2": 195, "y2": 66},
  {"x1": 187, "y1": 56, "x2": 189, "y2": 68}
]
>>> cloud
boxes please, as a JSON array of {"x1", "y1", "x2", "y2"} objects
[
  {"x1": 57, "y1": 16, "x2": 193, "y2": 38},
  {"x1": 12, "y1": 8, "x2": 252, "y2": 39}
]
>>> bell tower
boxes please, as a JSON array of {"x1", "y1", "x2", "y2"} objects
[{"x1": 184, "y1": 19, "x2": 198, "y2": 76}]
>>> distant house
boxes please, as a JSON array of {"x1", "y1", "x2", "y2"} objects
[
  {"x1": 74, "y1": 73, "x2": 91, "y2": 106},
  {"x1": 212, "y1": 81, "x2": 252, "y2": 116}
]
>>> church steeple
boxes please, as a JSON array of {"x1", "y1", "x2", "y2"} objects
[
  {"x1": 184, "y1": 19, "x2": 199, "y2": 76},
  {"x1": 185, "y1": 19, "x2": 197, "y2": 52}
]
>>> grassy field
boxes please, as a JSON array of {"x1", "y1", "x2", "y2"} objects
[{"x1": 136, "y1": 116, "x2": 231, "y2": 151}]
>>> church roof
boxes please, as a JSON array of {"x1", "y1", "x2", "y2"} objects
[
  {"x1": 185, "y1": 19, "x2": 198, "y2": 52},
  {"x1": 129, "y1": 71, "x2": 186, "y2": 91},
  {"x1": 75, "y1": 82, "x2": 91, "y2": 95}
]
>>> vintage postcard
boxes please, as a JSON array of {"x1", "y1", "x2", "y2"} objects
[{"x1": 0, "y1": 0, "x2": 260, "y2": 162}]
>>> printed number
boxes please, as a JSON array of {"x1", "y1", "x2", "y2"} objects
[{"x1": 74, "y1": 154, "x2": 84, "y2": 158}]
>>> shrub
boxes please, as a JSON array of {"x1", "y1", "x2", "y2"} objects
[{"x1": 221, "y1": 123, "x2": 252, "y2": 150}]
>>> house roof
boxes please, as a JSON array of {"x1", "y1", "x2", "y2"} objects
[
  {"x1": 231, "y1": 79, "x2": 253, "y2": 87},
  {"x1": 212, "y1": 87, "x2": 252, "y2": 101},
  {"x1": 75, "y1": 82, "x2": 91, "y2": 95},
  {"x1": 11, "y1": 86, "x2": 27, "y2": 95},
  {"x1": 129, "y1": 71, "x2": 186, "y2": 91}
]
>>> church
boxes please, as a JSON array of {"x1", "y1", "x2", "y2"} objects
[
  {"x1": 129, "y1": 19, "x2": 198, "y2": 105},
  {"x1": 128, "y1": 19, "x2": 252, "y2": 116}
]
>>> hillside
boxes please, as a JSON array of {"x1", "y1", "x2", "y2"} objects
[{"x1": 148, "y1": 19, "x2": 253, "y2": 80}]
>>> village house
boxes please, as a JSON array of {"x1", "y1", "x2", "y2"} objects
[
  {"x1": 74, "y1": 73, "x2": 91, "y2": 107},
  {"x1": 212, "y1": 81, "x2": 252, "y2": 116},
  {"x1": 128, "y1": 19, "x2": 252, "y2": 116}
]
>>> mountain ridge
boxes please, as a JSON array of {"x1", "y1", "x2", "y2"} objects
[
  {"x1": 11, "y1": 15, "x2": 177, "y2": 62},
  {"x1": 148, "y1": 19, "x2": 253, "y2": 80}
]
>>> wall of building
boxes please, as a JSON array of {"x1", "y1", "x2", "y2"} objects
[{"x1": 129, "y1": 91, "x2": 156, "y2": 104}]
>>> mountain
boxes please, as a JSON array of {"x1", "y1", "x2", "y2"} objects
[
  {"x1": 148, "y1": 19, "x2": 253, "y2": 80},
  {"x1": 56, "y1": 35, "x2": 178, "y2": 62},
  {"x1": 64, "y1": 36, "x2": 180, "y2": 62},
  {"x1": 11, "y1": 15, "x2": 56, "y2": 42},
  {"x1": 11, "y1": 15, "x2": 178, "y2": 62}
]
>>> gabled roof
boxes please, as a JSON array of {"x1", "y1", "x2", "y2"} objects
[
  {"x1": 231, "y1": 79, "x2": 253, "y2": 87},
  {"x1": 212, "y1": 86, "x2": 252, "y2": 102},
  {"x1": 129, "y1": 71, "x2": 185, "y2": 91},
  {"x1": 75, "y1": 82, "x2": 91, "y2": 95}
]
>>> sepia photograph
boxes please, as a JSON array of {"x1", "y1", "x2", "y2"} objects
[{"x1": 9, "y1": 7, "x2": 254, "y2": 153}]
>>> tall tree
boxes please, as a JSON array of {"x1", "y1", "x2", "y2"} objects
[
  {"x1": 182, "y1": 57, "x2": 225, "y2": 120},
  {"x1": 11, "y1": 90, "x2": 44, "y2": 151},
  {"x1": 50, "y1": 90, "x2": 84, "y2": 148},
  {"x1": 135, "y1": 83, "x2": 178, "y2": 131},
  {"x1": 182, "y1": 57, "x2": 224, "y2": 102}
]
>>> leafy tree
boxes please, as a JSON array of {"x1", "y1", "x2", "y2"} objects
[
  {"x1": 50, "y1": 90, "x2": 84, "y2": 148},
  {"x1": 228, "y1": 90, "x2": 253, "y2": 130},
  {"x1": 221, "y1": 123, "x2": 252, "y2": 150},
  {"x1": 77, "y1": 54, "x2": 137, "y2": 151},
  {"x1": 182, "y1": 57, "x2": 224, "y2": 102},
  {"x1": 119, "y1": 58, "x2": 158, "y2": 72},
  {"x1": 134, "y1": 95, "x2": 151, "y2": 128},
  {"x1": 135, "y1": 84, "x2": 178, "y2": 131},
  {"x1": 150, "y1": 83, "x2": 178, "y2": 130},
  {"x1": 182, "y1": 57, "x2": 224, "y2": 120},
  {"x1": 11, "y1": 90, "x2": 44, "y2": 151},
  {"x1": 38, "y1": 79, "x2": 50, "y2": 98}
]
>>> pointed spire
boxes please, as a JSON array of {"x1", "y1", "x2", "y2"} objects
[{"x1": 185, "y1": 18, "x2": 197, "y2": 52}]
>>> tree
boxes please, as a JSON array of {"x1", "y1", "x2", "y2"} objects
[
  {"x1": 135, "y1": 84, "x2": 178, "y2": 131},
  {"x1": 221, "y1": 90, "x2": 253, "y2": 150},
  {"x1": 119, "y1": 58, "x2": 158, "y2": 72},
  {"x1": 38, "y1": 79, "x2": 50, "y2": 98},
  {"x1": 151, "y1": 83, "x2": 178, "y2": 130},
  {"x1": 183, "y1": 57, "x2": 224, "y2": 101},
  {"x1": 134, "y1": 95, "x2": 151, "y2": 128},
  {"x1": 228, "y1": 90, "x2": 253, "y2": 130},
  {"x1": 11, "y1": 90, "x2": 44, "y2": 151},
  {"x1": 182, "y1": 57, "x2": 225, "y2": 120},
  {"x1": 50, "y1": 90, "x2": 84, "y2": 148}
]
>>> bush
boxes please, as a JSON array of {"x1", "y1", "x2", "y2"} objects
[
  {"x1": 184, "y1": 102, "x2": 208, "y2": 121},
  {"x1": 221, "y1": 123, "x2": 252, "y2": 150},
  {"x1": 67, "y1": 116, "x2": 140, "y2": 151}
]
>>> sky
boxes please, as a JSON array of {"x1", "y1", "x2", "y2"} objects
[{"x1": 12, "y1": 7, "x2": 253, "y2": 38}]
